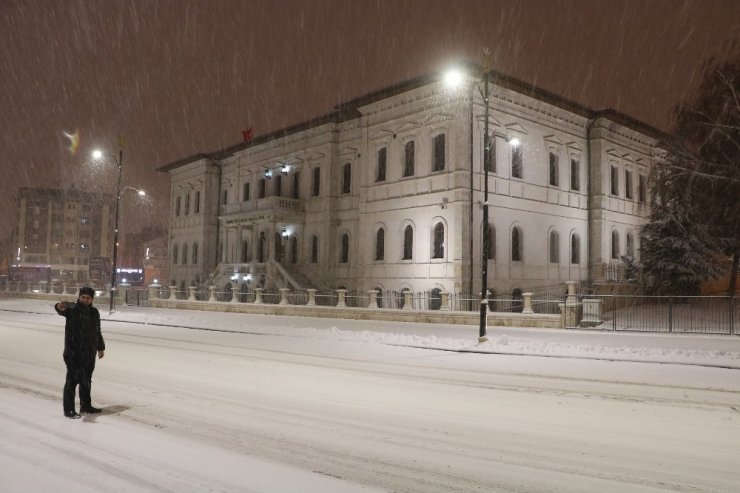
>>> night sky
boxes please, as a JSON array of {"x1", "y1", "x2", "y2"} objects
[{"x1": 1, "y1": 0, "x2": 738, "y2": 257}]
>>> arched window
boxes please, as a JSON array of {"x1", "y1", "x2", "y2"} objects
[
  {"x1": 487, "y1": 224, "x2": 496, "y2": 260},
  {"x1": 290, "y1": 236, "x2": 298, "y2": 264},
  {"x1": 403, "y1": 225, "x2": 413, "y2": 260},
  {"x1": 340, "y1": 233, "x2": 349, "y2": 263},
  {"x1": 172, "y1": 244, "x2": 178, "y2": 265},
  {"x1": 311, "y1": 235, "x2": 318, "y2": 263},
  {"x1": 432, "y1": 222, "x2": 445, "y2": 259},
  {"x1": 192, "y1": 242, "x2": 198, "y2": 265},
  {"x1": 626, "y1": 231, "x2": 635, "y2": 258},
  {"x1": 611, "y1": 230, "x2": 620, "y2": 259},
  {"x1": 375, "y1": 228, "x2": 385, "y2": 261},
  {"x1": 430, "y1": 287, "x2": 442, "y2": 310},
  {"x1": 571, "y1": 233, "x2": 580, "y2": 264},
  {"x1": 511, "y1": 227, "x2": 522, "y2": 262},
  {"x1": 182, "y1": 243, "x2": 188, "y2": 265},
  {"x1": 241, "y1": 240, "x2": 249, "y2": 263},
  {"x1": 549, "y1": 230, "x2": 559, "y2": 264}
]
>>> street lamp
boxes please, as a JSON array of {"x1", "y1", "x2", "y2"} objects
[
  {"x1": 93, "y1": 149, "x2": 146, "y2": 314},
  {"x1": 445, "y1": 49, "x2": 493, "y2": 342}
]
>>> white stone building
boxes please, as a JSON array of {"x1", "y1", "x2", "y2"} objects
[{"x1": 158, "y1": 68, "x2": 660, "y2": 298}]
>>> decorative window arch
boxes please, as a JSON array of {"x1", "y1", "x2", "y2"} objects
[
  {"x1": 511, "y1": 226, "x2": 523, "y2": 262},
  {"x1": 611, "y1": 230, "x2": 620, "y2": 259},
  {"x1": 432, "y1": 222, "x2": 445, "y2": 259},
  {"x1": 375, "y1": 227, "x2": 385, "y2": 261},
  {"x1": 402, "y1": 225, "x2": 414, "y2": 260},
  {"x1": 181, "y1": 243, "x2": 188, "y2": 265},
  {"x1": 571, "y1": 233, "x2": 581, "y2": 264},
  {"x1": 192, "y1": 242, "x2": 198, "y2": 265},
  {"x1": 549, "y1": 230, "x2": 560, "y2": 264}
]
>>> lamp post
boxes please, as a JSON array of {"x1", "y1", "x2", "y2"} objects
[
  {"x1": 445, "y1": 49, "x2": 492, "y2": 342},
  {"x1": 479, "y1": 68, "x2": 491, "y2": 342},
  {"x1": 93, "y1": 149, "x2": 145, "y2": 314}
]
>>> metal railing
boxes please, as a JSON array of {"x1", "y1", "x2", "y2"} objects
[{"x1": 576, "y1": 295, "x2": 737, "y2": 335}]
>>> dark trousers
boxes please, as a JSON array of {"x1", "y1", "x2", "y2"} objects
[{"x1": 63, "y1": 357, "x2": 96, "y2": 412}]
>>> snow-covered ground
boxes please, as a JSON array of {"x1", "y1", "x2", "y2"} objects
[{"x1": 1, "y1": 298, "x2": 740, "y2": 492}]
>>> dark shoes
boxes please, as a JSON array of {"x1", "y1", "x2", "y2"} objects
[
  {"x1": 64, "y1": 410, "x2": 81, "y2": 419},
  {"x1": 81, "y1": 406, "x2": 102, "y2": 414}
]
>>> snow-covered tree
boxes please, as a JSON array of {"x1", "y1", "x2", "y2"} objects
[{"x1": 643, "y1": 47, "x2": 740, "y2": 295}]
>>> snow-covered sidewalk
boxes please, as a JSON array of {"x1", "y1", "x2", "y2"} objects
[{"x1": 3, "y1": 298, "x2": 740, "y2": 369}]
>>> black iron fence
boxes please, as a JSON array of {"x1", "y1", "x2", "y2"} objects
[{"x1": 574, "y1": 295, "x2": 737, "y2": 335}]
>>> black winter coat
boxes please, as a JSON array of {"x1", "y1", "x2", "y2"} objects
[{"x1": 55, "y1": 302, "x2": 105, "y2": 363}]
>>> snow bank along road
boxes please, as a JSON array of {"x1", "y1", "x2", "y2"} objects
[{"x1": 1, "y1": 302, "x2": 739, "y2": 492}]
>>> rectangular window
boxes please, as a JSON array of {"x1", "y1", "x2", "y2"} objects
[
  {"x1": 292, "y1": 172, "x2": 300, "y2": 199},
  {"x1": 570, "y1": 158, "x2": 580, "y2": 191},
  {"x1": 549, "y1": 152, "x2": 559, "y2": 186},
  {"x1": 376, "y1": 147, "x2": 386, "y2": 182},
  {"x1": 511, "y1": 146, "x2": 523, "y2": 179},
  {"x1": 625, "y1": 170, "x2": 633, "y2": 199},
  {"x1": 610, "y1": 165, "x2": 619, "y2": 195},
  {"x1": 194, "y1": 191, "x2": 200, "y2": 213},
  {"x1": 243, "y1": 182, "x2": 250, "y2": 202},
  {"x1": 175, "y1": 196, "x2": 181, "y2": 216},
  {"x1": 484, "y1": 134, "x2": 496, "y2": 173},
  {"x1": 342, "y1": 163, "x2": 351, "y2": 194},
  {"x1": 222, "y1": 190, "x2": 228, "y2": 205},
  {"x1": 312, "y1": 167, "x2": 321, "y2": 197},
  {"x1": 403, "y1": 141, "x2": 415, "y2": 177},
  {"x1": 275, "y1": 175, "x2": 282, "y2": 197},
  {"x1": 432, "y1": 134, "x2": 445, "y2": 172},
  {"x1": 638, "y1": 174, "x2": 646, "y2": 203},
  {"x1": 184, "y1": 193, "x2": 190, "y2": 215},
  {"x1": 258, "y1": 179, "x2": 266, "y2": 199}
]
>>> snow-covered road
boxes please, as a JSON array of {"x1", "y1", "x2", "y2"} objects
[{"x1": 1, "y1": 299, "x2": 739, "y2": 492}]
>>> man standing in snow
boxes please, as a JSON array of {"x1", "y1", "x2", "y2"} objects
[{"x1": 55, "y1": 287, "x2": 106, "y2": 418}]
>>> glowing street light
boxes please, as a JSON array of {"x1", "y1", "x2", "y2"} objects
[
  {"x1": 92, "y1": 148, "x2": 145, "y2": 314},
  {"x1": 445, "y1": 49, "x2": 495, "y2": 342}
]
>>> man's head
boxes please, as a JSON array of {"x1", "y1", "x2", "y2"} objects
[{"x1": 78, "y1": 287, "x2": 95, "y2": 305}]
